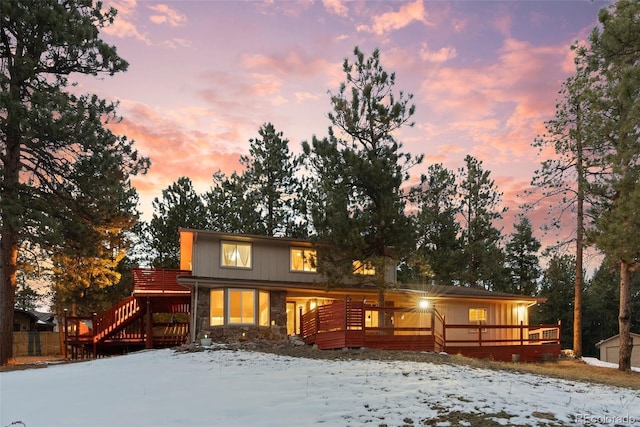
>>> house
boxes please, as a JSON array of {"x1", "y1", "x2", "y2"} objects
[
  {"x1": 595, "y1": 333, "x2": 640, "y2": 368},
  {"x1": 13, "y1": 309, "x2": 59, "y2": 356},
  {"x1": 177, "y1": 229, "x2": 561, "y2": 362}
]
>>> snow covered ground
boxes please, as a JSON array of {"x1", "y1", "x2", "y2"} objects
[{"x1": 2, "y1": 347, "x2": 639, "y2": 427}]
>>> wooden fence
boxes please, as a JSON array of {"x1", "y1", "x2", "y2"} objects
[{"x1": 13, "y1": 331, "x2": 61, "y2": 357}]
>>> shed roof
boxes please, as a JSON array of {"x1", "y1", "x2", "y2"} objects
[{"x1": 595, "y1": 332, "x2": 640, "y2": 347}]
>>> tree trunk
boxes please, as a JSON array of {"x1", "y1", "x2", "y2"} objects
[
  {"x1": 618, "y1": 260, "x2": 633, "y2": 372},
  {"x1": 573, "y1": 111, "x2": 584, "y2": 358},
  {"x1": 0, "y1": 228, "x2": 19, "y2": 366}
]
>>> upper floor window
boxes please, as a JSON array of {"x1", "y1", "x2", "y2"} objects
[
  {"x1": 291, "y1": 248, "x2": 317, "y2": 272},
  {"x1": 353, "y1": 260, "x2": 375, "y2": 275},
  {"x1": 221, "y1": 241, "x2": 252, "y2": 268}
]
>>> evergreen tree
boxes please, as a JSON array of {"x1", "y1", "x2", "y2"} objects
[
  {"x1": 14, "y1": 282, "x2": 42, "y2": 311},
  {"x1": 457, "y1": 155, "x2": 506, "y2": 289},
  {"x1": 205, "y1": 170, "x2": 263, "y2": 234},
  {"x1": 240, "y1": 123, "x2": 307, "y2": 238},
  {"x1": 531, "y1": 255, "x2": 576, "y2": 350},
  {"x1": 585, "y1": 0, "x2": 640, "y2": 371},
  {"x1": 503, "y1": 216, "x2": 541, "y2": 295},
  {"x1": 145, "y1": 177, "x2": 207, "y2": 268},
  {"x1": 0, "y1": 0, "x2": 148, "y2": 365},
  {"x1": 413, "y1": 163, "x2": 462, "y2": 285},
  {"x1": 302, "y1": 47, "x2": 422, "y2": 303},
  {"x1": 529, "y1": 53, "x2": 602, "y2": 358}
]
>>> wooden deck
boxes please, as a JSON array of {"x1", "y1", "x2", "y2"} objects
[
  {"x1": 301, "y1": 300, "x2": 561, "y2": 362},
  {"x1": 64, "y1": 269, "x2": 192, "y2": 359},
  {"x1": 301, "y1": 300, "x2": 445, "y2": 353}
]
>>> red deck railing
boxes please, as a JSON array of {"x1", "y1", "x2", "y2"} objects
[
  {"x1": 300, "y1": 300, "x2": 560, "y2": 361},
  {"x1": 301, "y1": 300, "x2": 445, "y2": 351},
  {"x1": 132, "y1": 268, "x2": 192, "y2": 295}
]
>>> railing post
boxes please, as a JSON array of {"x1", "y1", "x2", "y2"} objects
[
  {"x1": 478, "y1": 324, "x2": 482, "y2": 347},
  {"x1": 520, "y1": 321, "x2": 524, "y2": 347},
  {"x1": 92, "y1": 312, "x2": 98, "y2": 358},
  {"x1": 145, "y1": 297, "x2": 154, "y2": 349},
  {"x1": 344, "y1": 298, "x2": 348, "y2": 331},
  {"x1": 63, "y1": 309, "x2": 68, "y2": 359}
]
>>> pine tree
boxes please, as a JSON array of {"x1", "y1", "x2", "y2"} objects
[
  {"x1": 585, "y1": 0, "x2": 640, "y2": 372},
  {"x1": 303, "y1": 47, "x2": 422, "y2": 303},
  {"x1": 240, "y1": 123, "x2": 306, "y2": 238},
  {"x1": 457, "y1": 155, "x2": 506, "y2": 289},
  {"x1": 413, "y1": 163, "x2": 462, "y2": 285},
  {"x1": 0, "y1": 0, "x2": 148, "y2": 365},
  {"x1": 503, "y1": 216, "x2": 541, "y2": 295},
  {"x1": 145, "y1": 177, "x2": 207, "y2": 268},
  {"x1": 529, "y1": 53, "x2": 602, "y2": 357},
  {"x1": 531, "y1": 255, "x2": 576, "y2": 349}
]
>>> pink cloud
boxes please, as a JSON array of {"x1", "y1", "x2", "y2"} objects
[
  {"x1": 148, "y1": 4, "x2": 187, "y2": 26},
  {"x1": 323, "y1": 0, "x2": 348, "y2": 17},
  {"x1": 358, "y1": 0, "x2": 432, "y2": 35}
]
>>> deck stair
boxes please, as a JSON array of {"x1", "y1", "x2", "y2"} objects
[{"x1": 64, "y1": 269, "x2": 192, "y2": 359}]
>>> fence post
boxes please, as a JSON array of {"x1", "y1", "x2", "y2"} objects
[{"x1": 478, "y1": 324, "x2": 482, "y2": 347}]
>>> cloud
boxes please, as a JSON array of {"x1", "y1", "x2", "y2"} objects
[
  {"x1": 102, "y1": 0, "x2": 151, "y2": 44},
  {"x1": 323, "y1": 0, "x2": 348, "y2": 17},
  {"x1": 106, "y1": 101, "x2": 246, "y2": 218},
  {"x1": 357, "y1": 0, "x2": 432, "y2": 35},
  {"x1": 419, "y1": 42, "x2": 457, "y2": 63},
  {"x1": 148, "y1": 4, "x2": 187, "y2": 26}
]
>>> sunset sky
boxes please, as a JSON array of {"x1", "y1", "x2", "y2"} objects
[{"x1": 81, "y1": 0, "x2": 610, "y2": 263}]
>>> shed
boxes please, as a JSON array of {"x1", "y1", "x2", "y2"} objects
[{"x1": 595, "y1": 333, "x2": 640, "y2": 368}]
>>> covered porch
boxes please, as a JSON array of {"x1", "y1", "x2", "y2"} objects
[{"x1": 300, "y1": 299, "x2": 561, "y2": 362}]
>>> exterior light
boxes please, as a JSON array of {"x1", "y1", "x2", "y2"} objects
[{"x1": 418, "y1": 299, "x2": 429, "y2": 310}]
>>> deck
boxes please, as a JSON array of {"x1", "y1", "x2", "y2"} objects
[
  {"x1": 301, "y1": 300, "x2": 561, "y2": 362},
  {"x1": 64, "y1": 268, "x2": 192, "y2": 359}
]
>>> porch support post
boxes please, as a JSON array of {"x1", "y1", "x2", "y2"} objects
[
  {"x1": 92, "y1": 312, "x2": 97, "y2": 358},
  {"x1": 145, "y1": 297, "x2": 153, "y2": 349}
]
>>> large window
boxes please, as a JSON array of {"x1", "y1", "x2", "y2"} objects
[
  {"x1": 353, "y1": 260, "x2": 375, "y2": 275},
  {"x1": 291, "y1": 248, "x2": 317, "y2": 272},
  {"x1": 210, "y1": 290, "x2": 224, "y2": 326},
  {"x1": 221, "y1": 241, "x2": 252, "y2": 268},
  {"x1": 209, "y1": 289, "x2": 270, "y2": 326}
]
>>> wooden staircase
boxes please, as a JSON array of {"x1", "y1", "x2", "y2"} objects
[{"x1": 64, "y1": 269, "x2": 192, "y2": 359}]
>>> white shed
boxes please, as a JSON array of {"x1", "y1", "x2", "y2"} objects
[{"x1": 595, "y1": 333, "x2": 640, "y2": 368}]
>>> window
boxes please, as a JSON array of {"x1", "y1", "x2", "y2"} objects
[
  {"x1": 209, "y1": 289, "x2": 270, "y2": 326},
  {"x1": 353, "y1": 260, "x2": 375, "y2": 275},
  {"x1": 221, "y1": 241, "x2": 252, "y2": 268},
  {"x1": 469, "y1": 308, "x2": 487, "y2": 322},
  {"x1": 210, "y1": 289, "x2": 224, "y2": 326},
  {"x1": 229, "y1": 289, "x2": 255, "y2": 324},
  {"x1": 291, "y1": 248, "x2": 317, "y2": 272},
  {"x1": 469, "y1": 308, "x2": 487, "y2": 333}
]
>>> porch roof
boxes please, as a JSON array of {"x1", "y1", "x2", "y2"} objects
[{"x1": 177, "y1": 275, "x2": 543, "y2": 303}]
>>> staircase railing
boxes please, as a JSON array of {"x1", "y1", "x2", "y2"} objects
[{"x1": 92, "y1": 296, "x2": 142, "y2": 344}]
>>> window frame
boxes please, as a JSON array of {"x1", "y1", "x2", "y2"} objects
[
  {"x1": 468, "y1": 307, "x2": 488, "y2": 333},
  {"x1": 209, "y1": 288, "x2": 270, "y2": 327},
  {"x1": 290, "y1": 247, "x2": 317, "y2": 272},
  {"x1": 220, "y1": 241, "x2": 252, "y2": 269}
]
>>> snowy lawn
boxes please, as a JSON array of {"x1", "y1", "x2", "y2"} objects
[{"x1": 2, "y1": 347, "x2": 639, "y2": 427}]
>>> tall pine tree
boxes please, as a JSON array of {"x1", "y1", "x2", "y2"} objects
[{"x1": 0, "y1": 0, "x2": 148, "y2": 365}]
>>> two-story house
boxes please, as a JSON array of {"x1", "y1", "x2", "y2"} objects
[{"x1": 177, "y1": 229, "x2": 561, "y2": 361}]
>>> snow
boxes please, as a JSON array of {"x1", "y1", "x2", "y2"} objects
[
  {"x1": 583, "y1": 356, "x2": 640, "y2": 372},
  {"x1": 2, "y1": 348, "x2": 639, "y2": 427}
]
